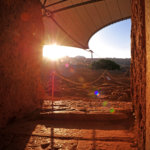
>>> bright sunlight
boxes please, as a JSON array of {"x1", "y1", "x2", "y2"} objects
[{"x1": 43, "y1": 44, "x2": 90, "y2": 60}]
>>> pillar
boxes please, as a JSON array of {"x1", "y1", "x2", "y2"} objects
[
  {"x1": 146, "y1": 0, "x2": 150, "y2": 149},
  {"x1": 0, "y1": 0, "x2": 44, "y2": 127},
  {"x1": 131, "y1": 0, "x2": 146, "y2": 149}
]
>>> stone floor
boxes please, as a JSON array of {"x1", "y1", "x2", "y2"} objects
[{"x1": 0, "y1": 99, "x2": 137, "y2": 150}]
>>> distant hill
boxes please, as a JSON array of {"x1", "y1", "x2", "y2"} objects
[
  {"x1": 106, "y1": 58, "x2": 131, "y2": 67},
  {"x1": 58, "y1": 57, "x2": 130, "y2": 67},
  {"x1": 43, "y1": 56, "x2": 131, "y2": 69},
  {"x1": 86, "y1": 58, "x2": 131, "y2": 67}
]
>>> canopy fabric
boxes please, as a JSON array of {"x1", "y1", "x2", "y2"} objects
[{"x1": 41, "y1": 0, "x2": 131, "y2": 49}]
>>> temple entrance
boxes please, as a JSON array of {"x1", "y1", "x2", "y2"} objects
[
  {"x1": 0, "y1": 0, "x2": 149, "y2": 149},
  {"x1": 37, "y1": 19, "x2": 135, "y2": 149}
]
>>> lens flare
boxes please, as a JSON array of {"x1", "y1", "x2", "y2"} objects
[
  {"x1": 94, "y1": 91, "x2": 99, "y2": 95},
  {"x1": 65, "y1": 63, "x2": 69, "y2": 68},
  {"x1": 110, "y1": 108, "x2": 115, "y2": 113},
  {"x1": 94, "y1": 90, "x2": 101, "y2": 97},
  {"x1": 102, "y1": 101, "x2": 108, "y2": 106}
]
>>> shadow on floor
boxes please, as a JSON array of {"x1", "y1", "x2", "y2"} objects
[{"x1": 0, "y1": 105, "x2": 134, "y2": 150}]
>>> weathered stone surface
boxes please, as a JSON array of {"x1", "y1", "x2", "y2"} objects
[
  {"x1": 0, "y1": 115, "x2": 136, "y2": 150},
  {"x1": 131, "y1": 0, "x2": 146, "y2": 149},
  {"x1": 145, "y1": 0, "x2": 150, "y2": 149},
  {"x1": 0, "y1": 0, "x2": 44, "y2": 127}
]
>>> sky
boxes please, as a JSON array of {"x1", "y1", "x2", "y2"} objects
[
  {"x1": 43, "y1": 19, "x2": 131, "y2": 60},
  {"x1": 88, "y1": 19, "x2": 131, "y2": 58}
]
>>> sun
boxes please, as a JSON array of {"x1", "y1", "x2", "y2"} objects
[
  {"x1": 43, "y1": 44, "x2": 91, "y2": 60},
  {"x1": 43, "y1": 44, "x2": 66, "y2": 60}
]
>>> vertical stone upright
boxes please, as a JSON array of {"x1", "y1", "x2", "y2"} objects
[
  {"x1": 131, "y1": 0, "x2": 146, "y2": 149},
  {"x1": 0, "y1": 0, "x2": 44, "y2": 127},
  {"x1": 145, "y1": 0, "x2": 150, "y2": 149}
]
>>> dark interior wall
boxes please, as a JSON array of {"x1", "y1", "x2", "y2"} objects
[
  {"x1": 131, "y1": 0, "x2": 146, "y2": 149},
  {"x1": 0, "y1": 0, "x2": 44, "y2": 127}
]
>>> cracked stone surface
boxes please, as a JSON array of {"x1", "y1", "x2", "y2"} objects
[{"x1": 0, "y1": 99, "x2": 137, "y2": 150}]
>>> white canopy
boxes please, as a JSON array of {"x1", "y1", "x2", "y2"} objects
[{"x1": 41, "y1": 0, "x2": 131, "y2": 49}]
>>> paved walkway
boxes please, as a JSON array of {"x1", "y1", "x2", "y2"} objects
[{"x1": 0, "y1": 99, "x2": 137, "y2": 150}]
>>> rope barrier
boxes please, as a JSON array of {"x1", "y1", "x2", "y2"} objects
[
  {"x1": 54, "y1": 70, "x2": 107, "y2": 86},
  {"x1": 39, "y1": 70, "x2": 129, "y2": 99},
  {"x1": 104, "y1": 71, "x2": 129, "y2": 86},
  {"x1": 49, "y1": 70, "x2": 129, "y2": 87}
]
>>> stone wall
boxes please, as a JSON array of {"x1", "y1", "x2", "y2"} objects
[
  {"x1": 131, "y1": 0, "x2": 146, "y2": 149},
  {"x1": 0, "y1": 0, "x2": 44, "y2": 127},
  {"x1": 145, "y1": 0, "x2": 150, "y2": 149}
]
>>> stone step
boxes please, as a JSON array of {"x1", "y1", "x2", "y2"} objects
[{"x1": 39, "y1": 112, "x2": 132, "y2": 121}]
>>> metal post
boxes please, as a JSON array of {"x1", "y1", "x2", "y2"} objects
[
  {"x1": 52, "y1": 71, "x2": 55, "y2": 99},
  {"x1": 91, "y1": 51, "x2": 93, "y2": 59},
  {"x1": 86, "y1": 49, "x2": 94, "y2": 60},
  {"x1": 51, "y1": 71, "x2": 55, "y2": 112}
]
